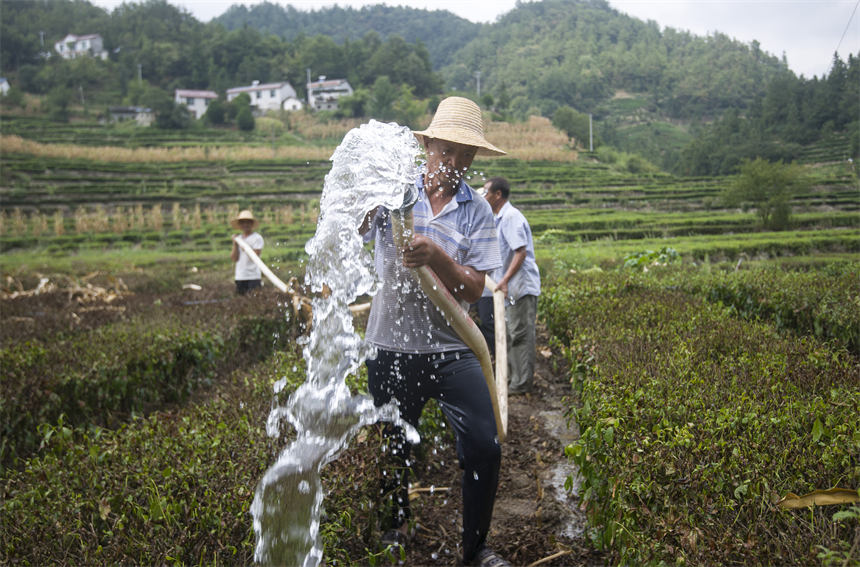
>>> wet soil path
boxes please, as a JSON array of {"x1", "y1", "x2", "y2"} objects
[{"x1": 398, "y1": 324, "x2": 605, "y2": 566}]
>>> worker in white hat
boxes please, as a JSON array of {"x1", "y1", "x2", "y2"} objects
[
  {"x1": 363, "y1": 97, "x2": 511, "y2": 567},
  {"x1": 230, "y1": 209, "x2": 264, "y2": 295}
]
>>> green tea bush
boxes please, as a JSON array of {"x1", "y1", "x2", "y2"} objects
[
  {"x1": 0, "y1": 302, "x2": 297, "y2": 470},
  {"x1": 683, "y1": 264, "x2": 860, "y2": 355},
  {"x1": 542, "y1": 271, "x2": 860, "y2": 565},
  {"x1": 0, "y1": 350, "x2": 305, "y2": 565}
]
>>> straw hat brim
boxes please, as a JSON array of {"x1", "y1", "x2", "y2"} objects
[
  {"x1": 230, "y1": 213, "x2": 259, "y2": 230},
  {"x1": 413, "y1": 129, "x2": 506, "y2": 157}
]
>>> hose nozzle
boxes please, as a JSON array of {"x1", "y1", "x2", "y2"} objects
[{"x1": 398, "y1": 183, "x2": 419, "y2": 213}]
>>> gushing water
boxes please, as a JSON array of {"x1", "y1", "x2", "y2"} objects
[{"x1": 251, "y1": 121, "x2": 421, "y2": 566}]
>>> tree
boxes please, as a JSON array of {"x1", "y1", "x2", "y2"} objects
[
  {"x1": 368, "y1": 75, "x2": 398, "y2": 122},
  {"x1": 723, "y1": 158, "x2": 810, "y2": 229},
  {"x1": 45, "y1": 87, "x2": 72, "y2": 122},
  {"x1": 204, "y1": 98, "x2": 227, "y2": 125},
  {"x1": 236, "y1": 106, "x2": 255, "y2": 131},
  {"x1": 552, "y1": 105, "x2": 589, "y2": 145}
]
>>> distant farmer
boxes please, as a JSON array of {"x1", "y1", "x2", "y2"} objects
[
  {"x1": 483, "y1": 177, "x2": 541, "y2": 394},
  {"x1": 230, "y1": 209, "x2": 264, "y2": 295},
  {"x1": 361, "y1": 97, "x2": 512, "y2": 567}
]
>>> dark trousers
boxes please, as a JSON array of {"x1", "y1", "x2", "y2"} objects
[
  {"x1": 475, "y1": 296, "x2": 495, "y2": 356},
  {"x1": 235, "y1": 279, "x2": 261, "y2": 295},
  {"x1": 367, "y1": 349, "x2": 501, "y2": 563}
]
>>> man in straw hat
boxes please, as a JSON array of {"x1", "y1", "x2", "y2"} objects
[
  {"x1": 230, "y1": 209, "x2": 264, "y2": 295},
  {"x1": 362, "y1": 97, "x2": 511, "y2": 566}
]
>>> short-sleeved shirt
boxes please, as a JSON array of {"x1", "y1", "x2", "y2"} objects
[
  {"x1": 234, "y1": 232, "x2": 264, "y2": 281},
  {"x1": 365, "y1": 175, "x2": 502, "y2": 353},
  {"x1": 491, "y1": 201, "x2": 541, "y2": 301}
]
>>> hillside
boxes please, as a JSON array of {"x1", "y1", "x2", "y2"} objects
[{"x1": 212, "y1": 2, "x2": 480, "y2": 68}]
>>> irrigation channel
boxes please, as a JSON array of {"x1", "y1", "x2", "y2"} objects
[{"x1": 251, "y1": 121, "x2": 430, "y2": 565}]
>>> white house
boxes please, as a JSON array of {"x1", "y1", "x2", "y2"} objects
[
  {"x1": 282, "y1": 96, "x2": 304, "y2": 111},
  {"x1": 306, "y1": 76, "x2": 353, "y2": 111},
  {"x1": 0, "y1": 78, "x2": 10, "y2": 96},
  {"x1": 227, "y1": 80, "x2": 301, "y2": 112},
  {"x1": 54, "y1": 34, "x2": 108, "y2": 60},
  {"x1": 108, "y1": 106, "x2": 154, "y2": 126},
  {"x1": 174, "y1": 89, "x2": 218, "y2": 119}
]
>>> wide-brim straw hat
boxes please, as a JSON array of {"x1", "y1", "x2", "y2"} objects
[
  {"x1": 413, "y1": 96, "x2": 505, "y2": 156},
  {"x1": 230, "y1": 209, "x2": 259, "y2": 230}
]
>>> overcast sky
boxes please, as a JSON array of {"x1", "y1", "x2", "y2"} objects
[{"x1": 90, "y1": 0, "x2": 860, "y2": 79}]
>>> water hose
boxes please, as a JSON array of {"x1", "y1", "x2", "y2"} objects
[
  {"x1": 234, "y1": 236, "x2": 288, "y2": 292},
  {"x1": 391, "y1": 210, "x2": 508, "y2": 442}
]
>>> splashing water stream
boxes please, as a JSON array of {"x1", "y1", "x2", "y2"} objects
[{"x1": 251, "y1": 121, "x2": 422, "y2": 566}]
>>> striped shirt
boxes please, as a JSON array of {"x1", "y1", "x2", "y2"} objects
[{"x1": 365, "y1": 175, "x2": 502, "y2": 353}]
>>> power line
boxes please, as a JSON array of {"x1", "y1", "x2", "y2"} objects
[{"x1": 834, "y1": 0, "x2": 860, "y2": 58}]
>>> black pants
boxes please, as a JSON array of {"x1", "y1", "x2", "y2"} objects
[
  {"x1": 367, "y1": 349, "x2": 501, "y2": 563},
  {"x1": 475, "y1": 296, "x2": 495, "y2": 356},
  {"x1": 235, "y1": 279, "x2": 261, "y2": 295}
]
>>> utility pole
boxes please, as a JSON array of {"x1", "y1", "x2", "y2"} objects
[
  {"x1": 589, "y1": 113, "x2": 593, "y2": 152},
  {"x1": 306, "y1": 68, "x2": 312, "y2": 107},
  {"x1": 475, "y1": 70, "x2": 481, "y2": 97},
  {"x1": 137, "y1": 63, "x2": 142, "y2": 84}
]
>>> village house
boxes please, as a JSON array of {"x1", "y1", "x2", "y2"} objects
[
  {"x1": 54, "y1": 34, "x2": 108, "y2": 60},
  {"x1": 108, "y1": 106, "x2": 154, "y2": 126},
  {"x1": 174, "y1": 89, "x2": 218, "y2": 119},
  {"x1": 0, "y1": 78, "x2": 10, "y2": 96},
  {"x1": 227, "y1": 80, "x2": 302, "y2": 112},
  {"x1": 306, "y1": 76, "x2": 353, "y2": 111}
]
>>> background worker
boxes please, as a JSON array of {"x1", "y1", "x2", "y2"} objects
[
  {"x1": 230, "y1": 209, "x2": 264, "y2": 295},
  {"x1": 362, "y1": 97, "x2": 511, "y2": 567},
  {"x1": 483, "y1": 177, "x2": 541, "y2": 395}
]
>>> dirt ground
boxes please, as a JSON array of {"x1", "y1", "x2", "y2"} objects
[{"x1": 391, "y1": 325, "x2": 606, "y2": 567}]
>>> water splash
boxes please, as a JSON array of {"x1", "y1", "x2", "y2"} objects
[{"x1": 251, "y1": 121, "x2": 422, "y2": 566}]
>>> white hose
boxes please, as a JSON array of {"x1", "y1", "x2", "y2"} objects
[{"x1": 234, "y1": 236, "x2": 288, "y2": 293}]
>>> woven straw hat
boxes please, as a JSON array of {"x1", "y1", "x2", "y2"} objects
[
  {"x1": 230, "y1": 209, "x2": 259, "y2": 230},
  {"x1": 413, "y1": 96, "x2": 505, "y2": 156}
]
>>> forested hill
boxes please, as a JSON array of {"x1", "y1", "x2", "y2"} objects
[
  {"x1": 443, "y1": 0, "x2": 788, "y2": 119},
  {"x1": 216, "y1": 0, "x2": 790, "y2": 120},
  {"x1": 212, "y1": 2, "x2": 480, "y2": 68}
]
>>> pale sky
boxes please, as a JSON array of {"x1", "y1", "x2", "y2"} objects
[{"x1": 90, "y1": 0, "x2": 860, "y2": 79}]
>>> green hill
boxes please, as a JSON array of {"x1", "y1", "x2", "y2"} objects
[{"x1": 212, "y1": 2, "x2": 480, "y2": 68}]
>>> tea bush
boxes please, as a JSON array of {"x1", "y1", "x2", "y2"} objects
[
  {"x1": 0, "y1": 350, "x2": 304, "y2": 565},
  {"x1": 681, "y1": 263, "x2": 860, "y2": 355},
  {"x1": 0, "y1": 303, "x2": 297, "y2": 471},
  {"x1": 542, "y1": 270, "x2": 860, "y2": 565}
]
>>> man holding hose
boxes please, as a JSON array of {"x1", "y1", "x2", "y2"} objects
[{"x1": 362, "y1": 97, "x2": 511, "y2": 567}]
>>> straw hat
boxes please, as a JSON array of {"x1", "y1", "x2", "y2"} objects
[
  {"x1": 230, "y1": 209, "x2": 259, "y2": 230},
  {"x1": 413, "y1": 96, "x2": 505, "y2": 156}
]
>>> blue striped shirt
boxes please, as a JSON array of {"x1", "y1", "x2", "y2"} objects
[{"x1": 366, "y1": 175, "x2": 502, "y2": 353}]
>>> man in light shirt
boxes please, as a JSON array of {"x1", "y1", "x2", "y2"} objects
[{"x1": 483, "y1": 177, "x2": 541, "y2": 395}]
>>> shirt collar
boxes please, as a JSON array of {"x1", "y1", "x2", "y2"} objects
[{"x1": 495, "y1": 200, "x2": 512, "y2": 221}]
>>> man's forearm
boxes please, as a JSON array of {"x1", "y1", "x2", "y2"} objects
[
  {"x1": 428, "y1": 252, "x2": 485, "y2": 303},
  {"x1": 499, "y1": 248, "x2": 527, "y2": 287}
]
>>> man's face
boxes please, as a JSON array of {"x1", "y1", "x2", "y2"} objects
[
  {"x1": 482, "y1": 182, "x2": 502, "y2": 209},
  {"x1": 424, "y1": 138, "x2": 478, "y2": 193},
  {"x1": 238, "y1": 219, "x2": 254, "y2": 234}
]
